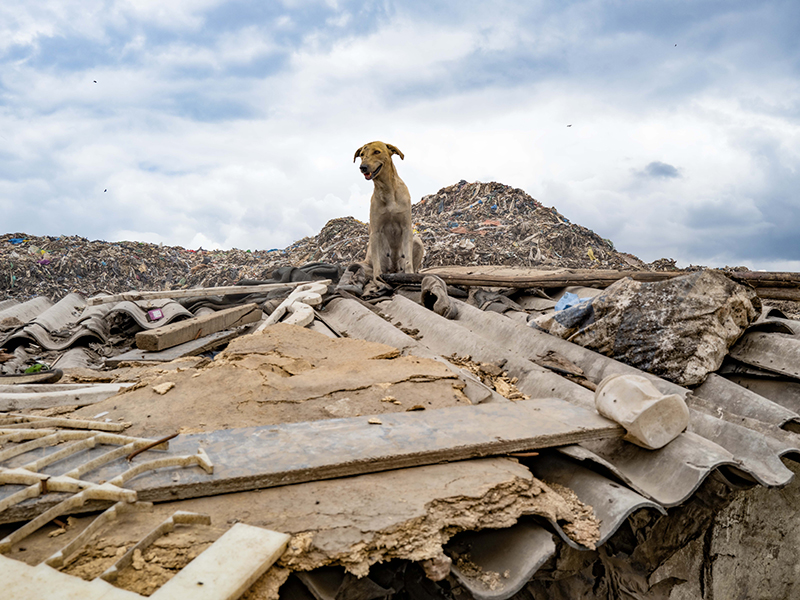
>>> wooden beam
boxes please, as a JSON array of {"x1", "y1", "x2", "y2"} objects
[
  {"x1": 88, "y1": 280, "x2": 331, "y2": 306},
  {"x1": 151, "y1": 524, "x2": 290, "y2": 600},
  {"x1": 135, "y1": 304, "x2": 262, "y2": 352},
  {"x1": 0, "y1": 383, "x2": 133, "y2": 412},
  {"x1": 107, "y1": 329, "x2": 240, "y2": 366},
  {"x1": 382, "y1": 269, "x2": 800, "y2": 299}
]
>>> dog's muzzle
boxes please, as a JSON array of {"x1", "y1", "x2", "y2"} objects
[{"x1": 360, "y1": 163, "x2": 382, "y2": 181}]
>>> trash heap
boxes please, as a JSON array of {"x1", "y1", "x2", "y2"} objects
[
  {"x1": 0, "y1": 234, "x2": 285, "y2": 301},
  {"x1": 280, "y1": 181, "x2": 648, "y2": 271},
  {"x1": 412, "y1": 181, "x2": 644, "y2": 270},
  {"x1": 3, "y1": 181, "x2": 650, "y2": 302}
]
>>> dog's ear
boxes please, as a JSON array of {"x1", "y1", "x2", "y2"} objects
[
  {"x1": 353, "y1": 145, "x2": 365, "y2": 163},
  {"x1": 386, "y1": 144, "x2": 404, "y2": 160}
]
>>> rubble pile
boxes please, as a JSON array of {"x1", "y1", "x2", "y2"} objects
[
  {"x1": 281, "y1": 217, "x2": 369, "y2": 266},
  {"x1": 285, "y1": 181, "x2": 649, "y2": 272}
]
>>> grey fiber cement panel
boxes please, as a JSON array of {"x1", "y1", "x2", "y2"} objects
[{"x1": 0, "y1": 400, "x2": 622, "y2": 522}]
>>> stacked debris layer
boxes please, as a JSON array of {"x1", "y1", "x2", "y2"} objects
[{"x1": 412, "y1": 181, "x2": 643, "y2": 270}]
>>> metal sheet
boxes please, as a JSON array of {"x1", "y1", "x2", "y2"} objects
[
  {"x1": 379, "y1": 295, "x2": 799, "y2": 502},
  {"x1": 687, "y1": 411, "x2": 795, "y2": 487},
  {"x1": 559, "y1": 432, "x2": 738, "y2": 507},
  {"x1": 447, "y1": 297, "x2": 798, "y2": 490},
  {"x1": 447, "y1": 519, "x2": 556, "y2": 600},
  {"x1": 448, "y1": 297, "x2": 687, "y2": 397},
  {"x1": 376, "y1": 295, "x2": 600, "y2": 411},
  {"x1": 3, "y1": 294, "x2": 110, "y2": 351},
  {"x1": 0, "y1": 297, "x2": 53, "y2": 332},
  {"x1": 723, "y1": 375, "x2": 800, "y2": 414},
  {"x1": 323, "y1": 298, "x2": 513, "y2": 405},
  {"x1": 0, "y1": 300, "x2": 19, "y2": 313},
  {"x1": 694, "y1": 373, "x2": 800, "y2": 429}
]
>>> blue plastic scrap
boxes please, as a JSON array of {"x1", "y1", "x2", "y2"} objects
[{"x1": 554, "y1": 292, "x2": 591, "y2": 312}]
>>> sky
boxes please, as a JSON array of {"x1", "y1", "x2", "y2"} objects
[{"x1": 1, "y1": 0, "x2": 799, "y2": 270}]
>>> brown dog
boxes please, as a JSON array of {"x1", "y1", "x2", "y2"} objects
[{"x1": 354, "y1": 141, "x2": 424, "y2": 283}]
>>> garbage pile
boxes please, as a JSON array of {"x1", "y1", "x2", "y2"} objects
[
  {"x1": 412, "y1": 181, "x2": 645, "y2": 270},
  {"x1": 4, "y1": 181, "x2": 650, "y2": 301},
  {"x1": 284, "y1": 182, "x2": 649, "y2": 271},
  {"x1": 0, "y1": 234, "x2": 285, "y2": 301}
]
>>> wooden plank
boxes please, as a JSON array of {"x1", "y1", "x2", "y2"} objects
[
  {"x1": 106, "y1": 329, "x2": 240, "y2": 366},
  {"x1": 0, "y1": 556, "x2": 143, "y2": 600},
  {"x1": 383, "y1": 268, "x2": 800, "y2": 296},
  {"x1": 88, "y1": 280, "x2": 331, "y2": 305},
  {"x1": 135, "y1": 304, "x2": 262, "y2": 352},
  {"x1": 0, "y1": 383, "x2": 132, "y2": 411},
  {"x1": 151, "y1": 524, "x2": 290, "y2": 600}
]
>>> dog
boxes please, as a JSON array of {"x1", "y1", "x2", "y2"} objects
[{"x1": 353, "y1": 141, "x2": 424, "y2": 284}]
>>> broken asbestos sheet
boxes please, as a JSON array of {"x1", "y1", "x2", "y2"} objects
[
  {"x1": 71, "y1": 323, "x2": 475, "y2": 437},
  {"x1": 11, "y1": 457, "x2": 600, "y2": 595}
]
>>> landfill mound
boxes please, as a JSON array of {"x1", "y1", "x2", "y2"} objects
[
  {"x1": 0, "y1": 233, "x2": 285, "y2": 301},
  {"x1": 2, "y1": 181, "x2": 648, "y2": 301},
  {"x1": 414, "y1": 181, "x2": 643, "y2": 270},
  {"x1": 283, "y1": 181, "x2": 646, "y2": 270}
]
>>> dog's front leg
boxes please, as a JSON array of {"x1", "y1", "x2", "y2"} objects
[{"x1": 369, "y1": 237, "x2": 383, "y2": 283}]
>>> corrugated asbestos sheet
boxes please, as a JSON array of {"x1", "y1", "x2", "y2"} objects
[
  {"x1": 2, "y1": 285, "x2": 800, "y2": 600},
  {"x1": 321, "y1": 294, "x2": 800, "y2": 600}
]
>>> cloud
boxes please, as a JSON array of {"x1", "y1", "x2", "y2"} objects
[
  {"x1": 640, "y1": 161, "x2": 680, "y2": 179},
  {"x1": 1, "y1": 0, "x2": 799, "y2": 273}
]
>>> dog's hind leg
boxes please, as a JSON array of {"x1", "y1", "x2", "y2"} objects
[{"x1": 412, "y1": 235, "x2": 424, "y2": 273}]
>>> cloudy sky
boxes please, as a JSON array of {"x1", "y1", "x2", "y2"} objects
[{"x1": 1, "y1": 1, "x2": 798, "y2": 270}]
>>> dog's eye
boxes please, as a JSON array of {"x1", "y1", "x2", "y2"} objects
[{"x1": 373, "y1": 150, "x2": 380, "y2": 155}]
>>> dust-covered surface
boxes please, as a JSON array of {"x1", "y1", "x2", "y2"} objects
[
  {"x1": 69, "y1": 323, "x2": 471, "y2": 437},
  {"x1": 539, "y1": 269, "x2": 760, "y2": 385}
]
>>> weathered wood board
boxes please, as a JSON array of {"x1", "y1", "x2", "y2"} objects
[
  {"x1": 135, "y1": 304, "x2": 261, "y2": 352},
  {"x1": 88, "y1": 280, "x2": 330, "y2": 305},
  {"x1": 0, "y1": 399, "x2": 621, "y2": 522},
  {"x1": 383, "y1": 267, "x2": 800, "y2": 299},
  {"x1": 106, "y1": 329, "x2": 240, "y2": 366}
]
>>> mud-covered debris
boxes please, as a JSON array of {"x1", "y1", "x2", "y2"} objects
[{"x1": 448, "y1": 355, "x2": 529, "y2": 401}]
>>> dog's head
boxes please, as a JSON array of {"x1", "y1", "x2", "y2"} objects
[{"x1": 353, "y1": 141, "x2": 404, "y2": 181}]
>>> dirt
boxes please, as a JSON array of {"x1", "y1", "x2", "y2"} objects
[
  {"x1": 446, "y1": 355, "x2": 530, "y2": 401},
  {"x1": 68, "y1": 324, "x2": 472, "y2": 437}
]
